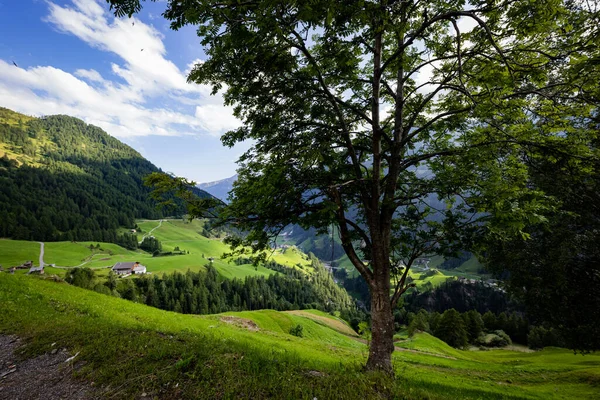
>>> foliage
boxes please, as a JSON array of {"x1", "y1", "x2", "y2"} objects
[
  {"x1": 477, "y1": 330, "x2": 512, "y2": 348},
  {"x1": 139, "y1": 236, "x2": 162, "y2": 253},
  {"x1": 358, "y1": 321, "x2": 372, "y2": 343},
  {"x1": 477, "y1": 1, "x2": 600, "y2": 352},
  {"x1": 527, "y1": 326, "x2": 565, "y2": 350},
  {"x1": 434, "y1": 309, "x2": 469, "y2": 349},
  {"x1": 289, "y1": 324, "x2": 304, "y2": 338},
  {"x1": 403, "y1": 279, "x2": 515, "y2": 315},
  {"x1": 408, "y1": 310, "x2": 430, "y2": 337},
  {"x1": 0, "y1": 108, "x2": 210, "y2": 244},
  {"x1": 64, "y1": 267, "x2": 96, "y2": 290},
  {"x1": 463, "y1": 310, "x2": 485, "y2": 343},
  {"x1": 68, "y1": 263, "x2": 354, "y2": 316},
  {"x1": 109, "y1": 0, "x2": 599, "y2": 371},
  {"x1": 482, "y1": 150, "x2": 600, "y2": 351}
]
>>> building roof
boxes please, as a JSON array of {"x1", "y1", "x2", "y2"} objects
[
  {"x1": 112, "y1": 262, "x2": 142, "y2": 271},
  {"x1": 28, "y1": 266, "x2": 44, "y2": 273}
]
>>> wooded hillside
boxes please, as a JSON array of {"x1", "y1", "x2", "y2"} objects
[{"x1": 0, "y1": 107, "x2": 210, "y2": 244}]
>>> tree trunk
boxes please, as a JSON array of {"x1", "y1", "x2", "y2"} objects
[{"x1": 366, "y1": 280, "x2": 395, "y2": 373}]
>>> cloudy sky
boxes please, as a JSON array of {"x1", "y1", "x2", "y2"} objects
[{"x1": 0, "y1": 0, "x2": 248, "y2": 183}]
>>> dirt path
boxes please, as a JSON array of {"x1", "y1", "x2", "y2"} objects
[
  {"x1": 0, "y1": 335, "x2": 96, "y2": 399},
  {"x1": 140, "y1": 219, "x2": 163, "y2": 244},
  {"x1": 38, "y1": 242, "x2": 45, "y2": 268}
]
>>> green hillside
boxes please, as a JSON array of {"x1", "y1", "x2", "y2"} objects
[
  {"x1": 135, "y1": 218, "x2": 311, "y2": 278},
  {"x1": 0, "y1": 217, "x2": 313, "y2": 281},
  {"x1": 0, "y1": 107, "x2": 210, "y2": 244},
  {"x1": 1, "y1": 274, "x2": 599, "y2": 399}
]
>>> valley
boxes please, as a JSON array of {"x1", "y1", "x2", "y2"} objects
[
  {"x1": 0, "y1": 86, "x2": 597, "y2": 399},
  {"x1": 0, "y1": 218, "x2": 313, "y2": 280}
]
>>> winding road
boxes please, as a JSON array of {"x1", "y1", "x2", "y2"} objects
[
  {"x1": 36, "y1": 242, "x2": 114, "y2": 270},
  {"x1": 139, "y1": 219, "x2": 163, "y2": 244}
]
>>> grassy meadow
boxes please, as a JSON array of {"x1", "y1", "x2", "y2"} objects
[
  {"x1": 136, "y1": 219, "x2": 311, "y2": 278},
  {"x1": 0, "y1": 219, "x2": 313, "y2": 281},
  {"x1": 1, "y1": 219, "x2": 481, "y2": 286},
  {"x1": 1, "y1": 273, "x2": 599, "y2": 399}
]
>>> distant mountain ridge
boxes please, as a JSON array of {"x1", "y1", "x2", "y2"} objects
[
  {"x1": 198, "y1": 174, "x2": 237, "y2": 202},
  {"x1": 0, "y1": 107, "x2": 211, "y2": 244}
]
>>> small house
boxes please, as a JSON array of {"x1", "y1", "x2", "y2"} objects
[
  {"x1": 28, "y1": 265, "x2": 44, "y2": 275},
  {"x1": 111, "y1": 262, "x2": 146, "y2": 275},
  {"x1": 16, "y1": 261, "x2": 33, "y2": 270}
]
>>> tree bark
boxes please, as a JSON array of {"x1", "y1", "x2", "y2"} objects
[{"x1": 366, "y1": 276, "x2": 395, "y2": 373}]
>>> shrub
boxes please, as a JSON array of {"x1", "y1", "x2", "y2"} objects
[
  {"x1": 477, "y1": 330, "x2": 512, "y2": 347},
  {"x1": 289, "y1": 324, "x2": 304, "y2": 337}
]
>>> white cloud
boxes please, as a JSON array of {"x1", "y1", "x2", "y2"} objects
[
  {"x1": 0, "y1": 0, "x2": 239, "y2": 138},
  {"x1": 195, "y1": 105, "x2": 241, "y2": 132},
  {"x1": 74, "y1": 68, "x2": 104, "y2": 82}
]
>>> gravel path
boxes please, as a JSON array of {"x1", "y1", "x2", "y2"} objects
[
  {"x1": 139, "y1": 219, "x2": 163, "y2": 244},
  {"x1": 38, "y1": 242, "x2": 45, "y2": 268},
  {"x1": 0, "y1": 335, "x2": 97, "y2": 400}
]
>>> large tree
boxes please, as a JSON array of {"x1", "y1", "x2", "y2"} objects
[{"x1": 109, "y1": 0, "x2": 596, "y2": 372}]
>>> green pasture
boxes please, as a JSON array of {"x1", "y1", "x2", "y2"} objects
[
  {"x1": 135, "y1": 219, "x2": 307, "y2": 278},
  {"x1": 0, "y1": 239, "x2": 41, "y2": 267},
  {"x1": 1, "y1": 274, "x2": 599, "y2": 399}
]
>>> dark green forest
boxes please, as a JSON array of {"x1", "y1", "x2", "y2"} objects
[
  {"x1": 66, "y1": 258, "x2": 358, "y2": 319},
  {"x1": 0, "y1": 107, "x2": 210, "y2": 244}
]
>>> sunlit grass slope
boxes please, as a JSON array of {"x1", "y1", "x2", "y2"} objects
[
  {"x1": 136, "y1": 219, "x2": 310, "y2": 278},
  {"x1": 1, "y1": 274, "x2": 599, "y2": 399},
  {"x1": 0, "y1": 239, "x2": 145, "y2": 277},
  {"x1": 1, "y1": 218, "x2": 292, "y2": 280},
  {"x1": 0, "y1": 239, "x2": 41, "y2": 267}
]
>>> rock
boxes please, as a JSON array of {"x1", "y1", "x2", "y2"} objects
[{"x1": 64, "y1": 351, "x2": 80, "y2": 363}]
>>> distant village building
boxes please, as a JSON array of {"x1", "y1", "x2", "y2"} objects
[
  {"x1": 28, "y1": 265, "x2": 44, "y2": 274},
  {"x1": 15, "y1": 261, "x2": 33, "y2": 270},
  {"x1": 111, "y1": 262, "x2": 146, "y2": 275},
  {"x1": 130, "y1": 229, "x2": 137, "y2": 233}
]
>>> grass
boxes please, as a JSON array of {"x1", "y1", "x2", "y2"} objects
[
  {"x1": 0, "y1": 239, "x2": 41, "y2": 267},
  {"x1": 0, "y1": 218, "x2": 293, "y2": 280},
  {"x1": 0, "y1": 239, "x2": 149, "y2": 278},
  {"x1": 285, "y1": 309, "x2": 359, "y2": 337},
  {"x1": 135, "y1": 219, "x2": 306, "y2": 279},
  {"x1": 1, "y1": 273, "x2": 599, "y2": 399}
]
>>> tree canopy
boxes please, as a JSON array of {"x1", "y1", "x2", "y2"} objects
[{"x1": 111, "y1": 0, "x2": 600, "y2": 371}]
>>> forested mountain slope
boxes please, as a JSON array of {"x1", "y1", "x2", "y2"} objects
[{"x1": 0, "y1": 107, "x2": 210, "y2": 243}]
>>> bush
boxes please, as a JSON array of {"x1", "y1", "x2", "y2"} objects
[
  {"x1": 477, "y1": 330, "x2": 512, "y2": 347},
  {"x1": 65, "y1": 267, "x2": 96, "y2": 290},
  {"x1": 289, "y1": 324, "x2": 304, "y2": 337}
]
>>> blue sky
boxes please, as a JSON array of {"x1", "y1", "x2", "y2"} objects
[{"x1": 0, "y1": 0, "x2": 249, "y2": 183}]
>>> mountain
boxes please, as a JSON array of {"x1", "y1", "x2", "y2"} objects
[
  {"x1": 0, "y1": 107, "x2": 211, "y2": 244},
  {"x1": 197, "y1": 174, "x2": 236, "y2": 202}
]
